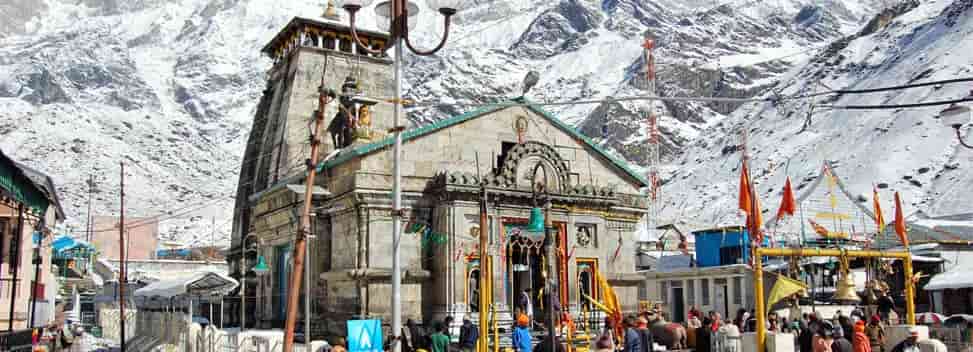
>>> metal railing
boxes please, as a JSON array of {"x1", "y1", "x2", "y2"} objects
[
  {"x1": 929, "y1": 327, "x2": 973, "y2": 351},
  {"x1": 0, "y1": 329, "x2": 36, "y2": 352}
]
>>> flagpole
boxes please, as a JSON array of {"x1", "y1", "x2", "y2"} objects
[{"x1": 742, "y1": 127, "x2": 767, "y2": 351}]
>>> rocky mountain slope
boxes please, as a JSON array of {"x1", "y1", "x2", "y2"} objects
[
  {"x1": 660, "y1": 0, "x2": 973, "y2": 230},
  {"x1": 0, "y1": 0, "x2": 881, "y2": 245}
]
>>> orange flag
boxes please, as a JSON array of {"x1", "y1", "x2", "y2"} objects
[
  {"x1": 776, "y1": 177, "x2": 797, "y2": 220},
  {"x1": 894, "y1": 192, "x2": 908, "y2": 247},
  {"x1": 873, "y1": 188, "x2": 886, "y2": 234},
  {"x1": 739, "y1": 163, "x2": 763, "y2": 243},
  {"x1": 739, "y1": 163, "x2": 752, "y2": 214}
]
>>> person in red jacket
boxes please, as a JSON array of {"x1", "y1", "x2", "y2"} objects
[{"x1": 852, "y1": 320, "x2": 872, "y2": 352}]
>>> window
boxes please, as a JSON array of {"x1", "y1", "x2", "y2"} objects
[
  {"x1": 496, "y1": 141, "x2": 517, "y2": 173},
  {"x1": 0, "y1": 218, "x2": 8, "y2": 265},
  {"x1": 660, "y1": 281, "x2": 669, "y2": 302},
  {"x1": 701, "y1": 278, "x2": 710, "y2": 306},
  {"x1": 686, "y1": 279, "x2": 696, "y2": 306},
  {"x1": 2, "y1": 218, "x2": 21, "y2": 273},
  {"x1": 720, "y1": 246, "x2": 743, "y2": 265},
  {"x1": 732, "y1": 276, "x2": 743, "y2": 305},
  {"x1": 467, "y1": 262, "x2": 481, "y2": 312}
]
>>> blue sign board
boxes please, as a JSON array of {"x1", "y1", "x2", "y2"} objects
[{"x1": 347, "y1": 319, "x2": 383, "y2": 352}]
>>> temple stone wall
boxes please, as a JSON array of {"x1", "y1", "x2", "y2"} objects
[
  {"x1": 356, "y1": 106, "x2": 644, "y2": 196},
  {"x1": 264, "y1": 47, "x2": 395, "y2": 187}
]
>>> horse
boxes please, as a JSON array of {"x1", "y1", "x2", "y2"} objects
[{"x1": 648, "y1": 314, "x2": 687, "y2": 350}]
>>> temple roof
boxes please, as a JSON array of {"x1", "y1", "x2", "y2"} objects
[
  {"x1": 261, "y1": 16, "x2": 390, "y2": 58},
  {"x1": 314, "y1": 97, "x2": 650, "y2": 187}
]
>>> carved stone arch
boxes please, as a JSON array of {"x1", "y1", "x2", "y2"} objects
[{"x1": 499, "y1": 141, "x2": 571, "y2": 192}]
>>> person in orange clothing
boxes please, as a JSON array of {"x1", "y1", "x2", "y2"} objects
[{"x1": 852, "y1": 320, "x2": 872, "y2": 352}]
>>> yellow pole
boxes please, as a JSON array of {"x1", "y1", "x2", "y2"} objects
[
  {"x1": 903, "y1": 253, "x2": 916, "y2": 325},
  {"x1": 754, "y1": 248, "x2": 766, "y2": 352},
  {"x1": 478, "y1": 188, "x2": 490, "y2": 352},
  {"x1": 755, "y1": 248, "x2": 910, "y2": 260},
  {"x1": 752, "y1": 247, "x2": 916, "y2": 341}
]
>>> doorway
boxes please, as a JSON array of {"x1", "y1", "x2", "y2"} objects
[
  {"x1": 672, "y1": 286, "x2": 685, "y2": 323},
  {"x1": 509, "y1": 243, "x2": 544, "y2": 325},
  {"x1": 714, "y1": 281, "x2": 729, "y2": 319}
]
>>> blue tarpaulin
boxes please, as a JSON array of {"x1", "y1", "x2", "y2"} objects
[
  {"x1": 52, "y1": 235, "x2": 94, "y2": 258},
  {"x1": 156, "y1": 248, "x2": 191, "y2": 258}
]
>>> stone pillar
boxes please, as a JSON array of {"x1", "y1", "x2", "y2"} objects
[{"x1": 766, "y1": 332, "x2": 796, "y2": 352}]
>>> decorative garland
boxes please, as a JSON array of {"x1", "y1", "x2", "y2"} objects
[{"x1": 405, "y1": 220, "x2": 448, "y2": 247}]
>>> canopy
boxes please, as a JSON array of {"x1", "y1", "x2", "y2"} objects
[
  {"x1": 925, "y1": 252, "x2": 973, "y2": 291},
  {"x1": 134, "y1": 271, "x2": 238, "y2": 298}
]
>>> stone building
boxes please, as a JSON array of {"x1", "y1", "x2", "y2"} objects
[{"x1": 229, "y1": 15, "x2": 649, "y2": 337}]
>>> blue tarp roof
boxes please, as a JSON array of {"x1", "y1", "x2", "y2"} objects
[{"x1": 52, "y1": 235, "x2": 94, "y2": 255}]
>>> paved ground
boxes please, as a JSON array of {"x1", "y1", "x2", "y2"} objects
[{"x1": 68, "y1": 333, "x2": 117, "y2": 352}]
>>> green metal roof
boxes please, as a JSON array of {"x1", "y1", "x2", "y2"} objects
[
  {"x1": 0, "y1": 150, "x2": 52, "y2": 216},
  {"x1": 317, "y1": 97, "x2": 649, "y2": 187}
]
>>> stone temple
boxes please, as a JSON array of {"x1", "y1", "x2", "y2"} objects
[{"x1": 229, "y1": 15, "x2": 649, "y2": 338}]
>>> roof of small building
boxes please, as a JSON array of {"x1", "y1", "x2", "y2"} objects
[
  {"x1": 314, "y1": 97, "x2": 650, "y2": 187},
  {"x1": 0, "y1": 148, "x2": 64, "y2": 220}
]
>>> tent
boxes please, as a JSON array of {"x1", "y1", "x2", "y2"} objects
[{"x1": 134, "y1": 271, "x2": 239, "y2": 298}]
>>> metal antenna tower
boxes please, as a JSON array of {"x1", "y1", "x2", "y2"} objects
[{"x1": 642, "y1": 35, "x2": 661, "y2": 243}]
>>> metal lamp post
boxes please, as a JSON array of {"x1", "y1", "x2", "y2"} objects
[
  {"x1": 239, "y1": 234, "x2": 269, "y2": 331},
  {"x1": 336, "y1": 1, "x2": 470, "y2": 352},
  {"x1": 940, "y1": 104, "x2": 973, "y2": 149},
  {"x1": 529, "y1": 163, "x2": 558, "y2": 352}
]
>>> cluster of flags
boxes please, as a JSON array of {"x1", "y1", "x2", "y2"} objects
[
  {"x1": 738, "y1": 163, "x2": 911, "y2": 248},
  {"x1": 738, "y1": 161, "x2": 913, "y2": 309}
]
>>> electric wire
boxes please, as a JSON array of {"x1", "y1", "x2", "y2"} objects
[
  {"x1": 819, "y1": 96, "x2": 973, "y2": 110},
  {"x1": 789, "y1": 77, "x2": 973, "y2": 99}
]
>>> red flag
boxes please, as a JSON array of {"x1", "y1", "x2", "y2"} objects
[
  {"x1": 776, "y1": 177, "x2": 797, "y2": 220},
  {"x1": 894, "y1": 192, "x2": 908, "y2": 247},
  {"x1": 873, "y1": 188, "x2": 886, "y2": 234}
]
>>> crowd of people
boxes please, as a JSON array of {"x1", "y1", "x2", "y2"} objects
[{"x1": 322, "y1": 304, "x2": 935, "y2": 352}]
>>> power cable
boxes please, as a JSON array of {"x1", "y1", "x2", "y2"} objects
[
  {"x1": 408, "y1": 94, "x2": 774, "y2": 109},
  {"x1": 819, "y1": 96, "x2": 973, "y2": 110},
  {"x1": 787, "y1": 77, "x2": 973, "y2": 99}
]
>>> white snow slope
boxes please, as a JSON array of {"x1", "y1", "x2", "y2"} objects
[{"x1": 661, "y1": 0, "x2": 973, "y2": 230}]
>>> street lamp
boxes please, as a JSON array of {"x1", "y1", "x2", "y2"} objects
[
  {"x1": 940, "y1": 104, "x2": 973, "y2": 149},
  {"x1": 336, "y1": 2, "x2": 471, "y2": 352},
  {"x1": 529, "y1": 163, "x2": 558, "y2": 352},
  {"x1": 240, "y1": 234, "x2": 269, "y2": 331}
]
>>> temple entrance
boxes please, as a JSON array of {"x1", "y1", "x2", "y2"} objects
[
  {"x1": 509, "y1": 242, "x2": 545, "y2": 327},
  {"x1": 504, "y1": 220, "x2": 566, "y2": 330}
]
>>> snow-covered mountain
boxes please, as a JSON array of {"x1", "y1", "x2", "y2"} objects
[
  {"x1": 0, "y1": 0, "x2": 884, "y2": 245},
  {"x1": 661, "y1": 0, "x2": 973, "y2": 229}
]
